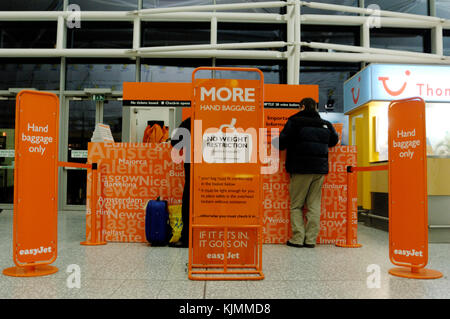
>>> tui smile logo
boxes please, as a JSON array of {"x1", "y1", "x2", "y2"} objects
[
  {"x1": 378, "y1": 70, "x2": 411, "y2": 96},
  {"x1": 351, "y1": 76, "x2": 361, "y2": 104}
]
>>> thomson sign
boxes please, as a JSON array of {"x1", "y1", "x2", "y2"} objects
[{"x1": 344, "y1": 64, "x2": 450, "y2": 113}]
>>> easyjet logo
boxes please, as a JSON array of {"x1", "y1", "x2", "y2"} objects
[
  {"x1": 393, "y1": 248, "x2": 423, "y2": 257},
  {"x1": 19, "y1": 246, "x2": 52, "y2": 256},
  {"x1": 351, "y1": 77, "x2": 361, "y2": 104},
  {"x1": 378, "y1": 70, "x2": 410, "y2": 96}
]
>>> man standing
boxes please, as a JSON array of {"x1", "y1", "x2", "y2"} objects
[{"x1": 278, "y1": 98, "x2": 339, "y2": 248}]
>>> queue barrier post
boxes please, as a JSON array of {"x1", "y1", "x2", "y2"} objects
[
  {"x1": 335, "y1": 164, "x2": 389, "y2": 248},
  {"x1": 335, "y1": 165, "x2": 362, "y2": 248},
  {"x1": 80, "y1": 163, "x2": 107, "y2": 246}
]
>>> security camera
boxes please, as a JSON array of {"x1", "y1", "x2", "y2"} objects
[{"x1": 325, "y1": 98, "x2": 335, "y2": 111}]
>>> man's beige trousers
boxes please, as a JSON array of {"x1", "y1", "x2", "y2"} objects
[{"x1": 289, "y1": 173, "x2": 325, "y2": 245}]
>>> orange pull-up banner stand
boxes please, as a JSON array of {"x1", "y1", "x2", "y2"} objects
[
  {"x1": 3, "y1": 91, "x2": 59, "y2": 277},
  {"x1": 388, "y1": 97, "x2": 442, "y2": 279},
  {"x1": 188, "y1": 67, "x2": 264, "y2": 280}
]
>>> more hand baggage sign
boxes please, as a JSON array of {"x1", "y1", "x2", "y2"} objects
[{"x1": 189, "y1": 67, "x2": 264, "y2": 280}]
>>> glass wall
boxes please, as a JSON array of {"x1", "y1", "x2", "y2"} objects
[
  {"x1": 365, "y1": 0, "x2": 429, "y2": 15},
  {"x1": 143, "y1": 0, "x2": 285, "y2": 13},
  {"x1": 67, "y1": 22, "x2": 133, "y2": 49},
  {"x1": 215, "y1": 59, "x2": 286, "y2": 84},
  {"x1": 370, "y1": 27, "x2": 431, "y2": 53},
  {"x1": 301, "y1": 25, "x2": 360, "y2": 50},
  {"x1": 66, "y1": 100, "x2": 96, "y2": 205},
  {"x1": 141, "y1": 58, "x2": 212, "y2": 82},
  {"x1": 66, "y1": 59, "x2": 136, "y2": 91},
  {"x1": 301, "y1": 0, "x2": 358, "y2": 15},
  {"x1": 0, "y1": 100, "x2": 15, "y2": 204},
  {"x1": 144, "y1": 0, "x2": 211, "y2": 9},
  {"x1": 0, "y1": 22, "x2": 57, "y2": 48},
  {"x1": 217, "y1": 22, "x2": 286, "y2": 51},
  {"x1": 436, "y1": 0, "x2": 450, "y2": 19},
  {"x1": 103, "y1": 100, "x2": 123, "y2": 143},
  {"x1": 0, "y1": 59, "x2": 60, "y2": 90},
  {"x1": 443, "y1": 30, "x2": 450, "y2": 56},
  {"x1": 142, "y1": 22, "x2": 211, "y2": 47},
  {"x1": 300, "y1": 62, "x2": 360, "y2": 113},
  {"x1": 0, "y1": 0, "x2": 63, "y2": 11},
  {"x1": 69, "y1": 0, "x2": 138, "y2": 11}
]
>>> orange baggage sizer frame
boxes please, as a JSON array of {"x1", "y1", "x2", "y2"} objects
[{"x1": 188, "y1": 67, "x2": 265, "y2": 281}]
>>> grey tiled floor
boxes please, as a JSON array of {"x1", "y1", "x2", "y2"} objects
[{"x1": 0, "y1": 210, "x2": 449, "y2": 299}]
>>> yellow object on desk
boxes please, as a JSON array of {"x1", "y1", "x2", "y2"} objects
[{"x1": 168, "y1": 205, "x2": 183, "y2": 243}]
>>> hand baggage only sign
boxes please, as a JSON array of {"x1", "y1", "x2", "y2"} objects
[
  {"x1": 388, "y1": 97, "x2": 428, "y2": 268},
  {"x1": 13, "y1": 91, "x2": 59, "y2": 266}
]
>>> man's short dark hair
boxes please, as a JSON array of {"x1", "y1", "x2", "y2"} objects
[{"x1": 300, "y1": 98, "x2": 318, "y2": 112}]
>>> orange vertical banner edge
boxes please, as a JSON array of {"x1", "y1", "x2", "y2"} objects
[
  {"x1": 387, "y1": 97, "x2": 442, "y2": 280},
  {"x1": 3, "y1": 90, "x2": 60, "y2": 277},
  {"x1": 335, "y1": 168, "x2": 362, "y2": 248}
]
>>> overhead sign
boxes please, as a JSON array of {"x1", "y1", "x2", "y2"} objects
[
  {"x1": 343, "y1": 66, "x2": 372, "y2": 113},
  {"x1": 92, "y1": 94, "x2": 105, "y2": 102},
  {"x1": 122, "y1": 82, "x2": 191, "y2": 107},
  {"x1": 3, "y1": 90, "x2": 59, "y2": 277},
  {"x1": 0, "y1": 149, "x2": 14, "y2": 157},
  {"x1": 344, "y1": 64, "x2": 450, "y2": 113}
]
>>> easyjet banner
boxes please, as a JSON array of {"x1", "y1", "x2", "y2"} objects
[
  {"x1": 86, "y1": 143, "x2": 184, "y2": 242},
  {"x1": 13, "y1": 90, "x2": 59, "y2": 265},
  {"x1": 388, "y1": 97, "x2": 428, "y2": 268},
  {"x1": 190, "y1": 71, "x2": 264, "y2": 266}
]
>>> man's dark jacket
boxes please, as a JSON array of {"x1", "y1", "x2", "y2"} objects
[{"x1": 278, "y1": 110, "x2": 339, "y2": 175}]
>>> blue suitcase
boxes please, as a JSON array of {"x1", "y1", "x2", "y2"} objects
[{"x1": 145, "y1": 198, "x2": 170, "y2": 246}]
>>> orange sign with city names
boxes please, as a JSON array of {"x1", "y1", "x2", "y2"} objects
[{"x1": 86, "y1": 142, "x2": 185, "y2": 243}]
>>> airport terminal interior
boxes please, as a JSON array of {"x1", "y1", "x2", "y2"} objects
[{"x1": 1, "y1": 0, "x2": 450, "y2": 300}]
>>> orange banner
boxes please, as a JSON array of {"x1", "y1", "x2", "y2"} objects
[
  {"x1": 13, "y1": 90, "x2": 59, "y2": 266},
  {"x1": 190, "y1": 71, "x2": 264, "y2": 267},
  {"x1": 388, "y1": 97, "x2": 428, "y2": 268},
  {"x1": 86, "y1": 143, "x2": 184, "y2": 243},
  {"x1": 320, "y1": 146, "x2": 357, "y2": 245}
]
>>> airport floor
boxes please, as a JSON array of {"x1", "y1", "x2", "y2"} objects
[{"x1": 0, "y1": 210, "x2": 449, "y2": 299}]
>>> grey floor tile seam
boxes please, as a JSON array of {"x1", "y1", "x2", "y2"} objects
[{"x1": 107, "y1": 278, "x2": 130, "y2": 298}]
